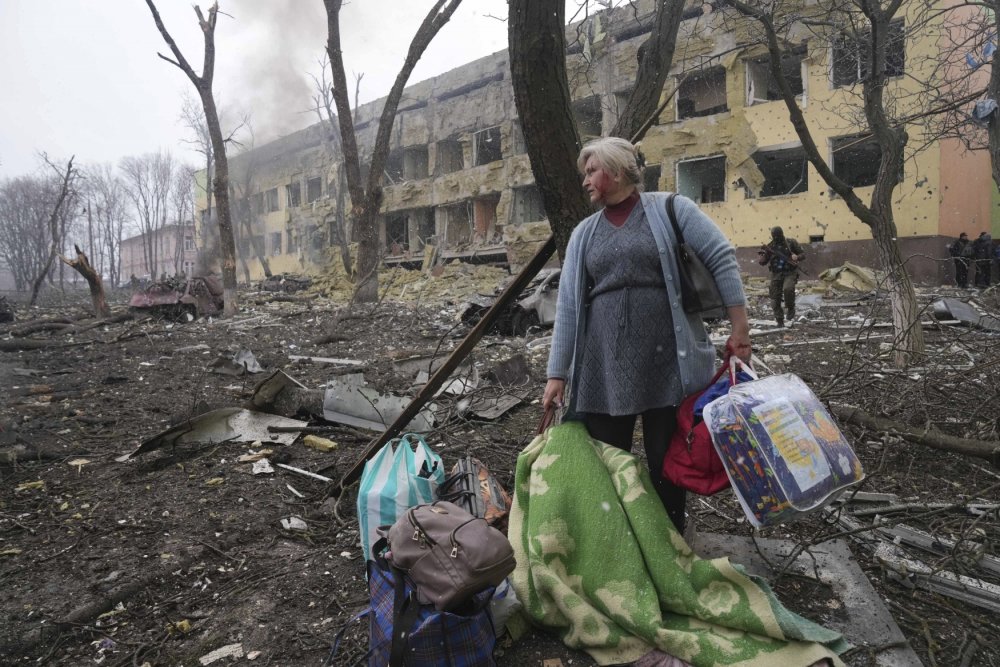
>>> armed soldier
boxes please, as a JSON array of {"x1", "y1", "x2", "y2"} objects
[{"x1": 758, "y1": 226, "x2": 805, "y2": 327}]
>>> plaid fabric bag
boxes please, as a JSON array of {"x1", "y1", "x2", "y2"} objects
[{"x1": 367, "y1": 552, "x2": 498, "y2": 666}]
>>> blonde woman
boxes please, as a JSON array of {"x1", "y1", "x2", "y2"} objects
[{"x1": 542, "y1": 137, "x2": 751, "y2": 533}]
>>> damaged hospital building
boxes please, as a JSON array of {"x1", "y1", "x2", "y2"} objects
[{"x1": 197, "y1": 0, "x2": 996, "y2": 284}]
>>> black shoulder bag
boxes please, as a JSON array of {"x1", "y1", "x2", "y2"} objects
[{"x1": 665, "y1": 194, "x2": 726, "y2": 319}]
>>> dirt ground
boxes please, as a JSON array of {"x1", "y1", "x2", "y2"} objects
[{"x1": 1, "y1": 276, "x2": 999, "y2": 667}]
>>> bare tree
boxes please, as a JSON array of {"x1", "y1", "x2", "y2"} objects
[
  {"x1": 28, "y1": 156, "x2": 78, "y2": 306},
  {"x1": 144, "y1": 0, "x2": 239, "y2": 317},
  {"x1": 179, "y1": 93, "x2": 215, "y2": 254},
  {"x1": 0, "y1": 175, "x2": 64, "y2": 291},
  {"x1": 323, "y1": 0, "x2": 463, "y2": 302},
  {"x1": 87, "y1": 164, "x2": 129, "y2": 288},
  {"x1": 171, "y1": 166, "x2": 196, "y2": 275},
  {"x1": 120, "y1": 152, "x2": 175, "y2": 279},
  {"x1": 308, "y1": 54, "x2": 352, "y2": 276},
  {"x1": 720, "y1": 0, "x2": 925, "y2": 366}
]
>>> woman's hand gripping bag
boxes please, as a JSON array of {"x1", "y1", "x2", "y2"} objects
[
  {"x1": 703, "y1": 374, "x2": 865, "y2": 527},
  {"x1": 357, "y1": 434, "x2": 445, "y2": 562},
  {"x1": 663, "y1": 356, "x2": 756, "y2": 495}
]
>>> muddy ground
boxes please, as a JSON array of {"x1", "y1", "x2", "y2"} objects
[{"x1": 1, "y1": 277, "x2": 999, "y2": 667}]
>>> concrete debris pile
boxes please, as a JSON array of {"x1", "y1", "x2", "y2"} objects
[{"x1": 308, "y1": 258, "x2": 511, "y2": 304}]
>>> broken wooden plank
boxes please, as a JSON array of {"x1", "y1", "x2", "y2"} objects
[
  {"x1": 275, "y1": 463, "x2": 333, "y2": 483},
  {"x1": 875, "y1": 542, "x2": 1000, "y2": 614},
  {"x1": 876, "y1": 524, "x2": 1000, "y2": 578}
]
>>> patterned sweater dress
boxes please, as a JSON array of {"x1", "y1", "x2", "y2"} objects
[{"x1": 574, "y1": 204, "x2": 684, "y2": 416}]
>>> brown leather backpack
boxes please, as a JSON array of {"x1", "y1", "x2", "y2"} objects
[{"x1": 379, "y1": 500, "x2": 515, "y2": 612}]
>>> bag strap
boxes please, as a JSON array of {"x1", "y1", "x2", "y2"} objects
[
  {"x1": 389, "y1": 563, "x2": 422, "y2": 667},
  {"x1": 324, "y1": 608, "x2": 372, "y2": 667},
  {"x1": 537, "y1": 407, "x2": 556, "y2": 434},
  {"x1": 665, "y1": 194, "x2": 687, "y2": 246}
]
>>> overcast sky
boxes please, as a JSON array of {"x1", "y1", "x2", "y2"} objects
[{"x1": 0, "y1": 0, "x2": 524, "y2": 179}]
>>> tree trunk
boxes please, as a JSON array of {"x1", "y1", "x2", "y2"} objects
[
  {"x1": 508, "y1": 0, "x2": 592, "y2": 260},
  {"x1": 29, "y1": 157, "x2": 75, "y2": 307},
  {"x1": 60, "y1": 245, "x2": 112, "y2": 318}
]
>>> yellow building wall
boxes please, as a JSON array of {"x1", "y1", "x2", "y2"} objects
[{"x1": 641, "y1": 1, "x2": 965, "y2": 250}]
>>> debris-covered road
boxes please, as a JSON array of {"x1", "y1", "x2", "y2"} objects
[{"x1": 1, "y1": 275, "x2": 999, "y2": 666}]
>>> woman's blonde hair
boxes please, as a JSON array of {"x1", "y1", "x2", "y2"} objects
[{"x1": 577, "y1": 137, "x2": 643, "y2": 190}]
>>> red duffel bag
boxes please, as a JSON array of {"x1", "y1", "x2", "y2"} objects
[{"x1": 663, "y1": 355, "x2": 756, "y2": 495}]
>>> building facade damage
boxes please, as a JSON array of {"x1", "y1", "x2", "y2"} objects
[{"x1": 196, "y1": 0, "x2": 996, "y2": 285}]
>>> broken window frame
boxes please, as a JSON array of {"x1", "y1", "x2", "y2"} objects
[
  {"x1": 402, "y1": 145, "x2": 430, "y2": 180},
  {"x1": 183, "y1": 235, "x2": 195, "y2": 251},
  {"x1": 265, "y1": 188, "x2": 279, "y2": 213},
  {"x1": 385, "y1": 214, "x2": 409, "y2": 253},
  {"x1": 270, "y1": 232, "x2": 282, "y2": 256},
  {"x1": 384, "y1": 150, "x2": 405, "y2": 184},
  {"x1": 286, "y1": 181, "x2": 302, "y2": 208},
  {"x1": 748, "y1": 145, "x2": 809, "y2": 199},
  {"x1": 675, "y1": 155, "x2": 727, "y2": 204},
  {"x1": 473, "y1": 126, "x2": 503, "y2": 166},
  {"x1": 435, "y1": 138, "x2": 464, "y2": 175},
  {"x1": 286, "y1": 230, "x2": 297, "y2": 255},
  {"x1": 676, "y1": 66, "x2": 729, "y2": 120},
  {"x1": 830, "y1": 134, "x2": 891, "y2": 188},
  {"x1": 831, "y1": 19, "x2": 905, "y2": 88},
  {"x1": 512, "y1": 186, "x2": 546, "y2": 225},
  {"x1": 306, "y1": 177, "x2": 322, "y2": 203},
  {"x1": 745, "y1": 45, "x2": 807, "y2": 106},
  {"x1": 572, "y1": 95, "x2": 603, "y2": 138}
]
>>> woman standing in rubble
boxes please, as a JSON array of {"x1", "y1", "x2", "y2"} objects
[{"x1": 542, "y1": 137, "x2": 751, "y2": 534}]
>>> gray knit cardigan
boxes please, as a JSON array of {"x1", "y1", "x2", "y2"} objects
[{"x1": 546, "y1": 192, "x2": 746, "y2": 414}]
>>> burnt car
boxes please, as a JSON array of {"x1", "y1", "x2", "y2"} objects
[
  {"x1": 260, "y1": 273, "x2": 312, "y2": 293},
  {"x1": 460, "y1": 268, "x2": 560, "y2": 336},
  {"x1": 129, "y1": 275, "x2": 225, "y2": 319}
]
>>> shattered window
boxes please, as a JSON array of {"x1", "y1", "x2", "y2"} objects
[
  {"x1": 183, "y1": 235, "x2": 195, "y2": 251},
  {"x1": 473, "y1": 127, "x2": 502, "y2": 166},
  {"x1": 572, "y1": 96, "x2": 602, "y2": 138},
  {"x1": 832, "y1": 19, "x2": 905, "y2": 88},
  {"x1": 286, "y1": 230, "x2": 297, "y2": 254},
  {"x1": 265, "y1": 188, "x2": 279, "y2": 213},
  {"x1": 474, "y1": 194, "x2": 501, "y2": 243},
  {"x1": 386, "y1": 214, "x2": 408, "y2": 252},
  {"x1": 307, "y1": 177, "x2": 322, "y2": 202},
  {"x1": 252, "y1": 192, "x2": 264, "y2": 215},
  {"x1": 750, "y1": 146, "x2": 808, "y2": 198},
  {"x1": 385, "y1": 151, "x2": 404, "y2": 183},
  {"x1": 286, "y1": 182, "x2": 301, "y2": 208},
  {"x1": 442, "y1": 202, "x2": 473, "y2": 244},
  {"x1": 435, "y1": 139, "x2": 464, "y2": 174},
  {"x1": 676, "y1": 155, "x2": 726, "y2": 204},
  {"x1": 415, "y1": 209, "x2": 436, "y2": 247},
  {"x1": 831, "y1": 134, "x2": 885, "y2": 187},
  {"x1": 677, "y1": 66, "x2": 728, "y2": 119},
  {"x1": 643, "y1": 164, "x2": 662, "y2": 193},
  {"x1": 513, "y1": 186, "x2": 545, "y2": 224},
  {"x1": 746, "y1": 46, "x2": 805, "y2": 105},
  {"x1": 403, "y1": 146, "x2": 429, "y2": 180},
  {"x1": 270, "y1": 232, "x2": 282, "y2": 256}
]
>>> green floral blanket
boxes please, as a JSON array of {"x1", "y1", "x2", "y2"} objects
[{"x1": 508, "y1": 422, "x2": 849, "y2": 667}]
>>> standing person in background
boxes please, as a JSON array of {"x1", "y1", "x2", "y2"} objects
[
  {"x1": 541, "y1": 137, "x2": 751, "y2": 535},
  {"x1": 949, "y1": 232, "x2": 972, "y2": 288},
  {"x1": 758, "y1": 226, "x2": 804, "y2": 327},
  {"x1": 972, "y1": 232, "x2": 993, "y2": 288}
]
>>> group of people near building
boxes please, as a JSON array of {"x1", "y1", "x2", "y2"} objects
[{"x1": 949, "y1": 231, "x2": 998, "y2": 288}]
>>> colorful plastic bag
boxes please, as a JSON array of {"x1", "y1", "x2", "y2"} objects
[
  {"x1": 356, "y1": 434, "x2": 445, "y2": 562},
  {"x1": 704, "y1": 373, "x2": 864, "y2": 527}
]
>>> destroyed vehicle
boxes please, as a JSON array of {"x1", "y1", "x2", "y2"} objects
[
  {"x1": 129, "y1": 275, "x2": 224, "y2": 319},
  {"x1": 0, "y1": 296, "x2": 14, "y2": 323},
  {"x1": 460, "y1": 268, "x2": 560, "y2": 336},
  {"x1": 261, "y1": 273, "x2": 312, "y2": 293}
]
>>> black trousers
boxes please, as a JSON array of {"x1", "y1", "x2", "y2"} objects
[
  {"x1": 954, "y1": 258, "x2": 969, "y2": 287},
  {"x1": 975, "y1": 258, "x2": 992, "y2": 287},
  {"x1": 583, "y1": 406, "x2": 687, "y2": 533}
]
